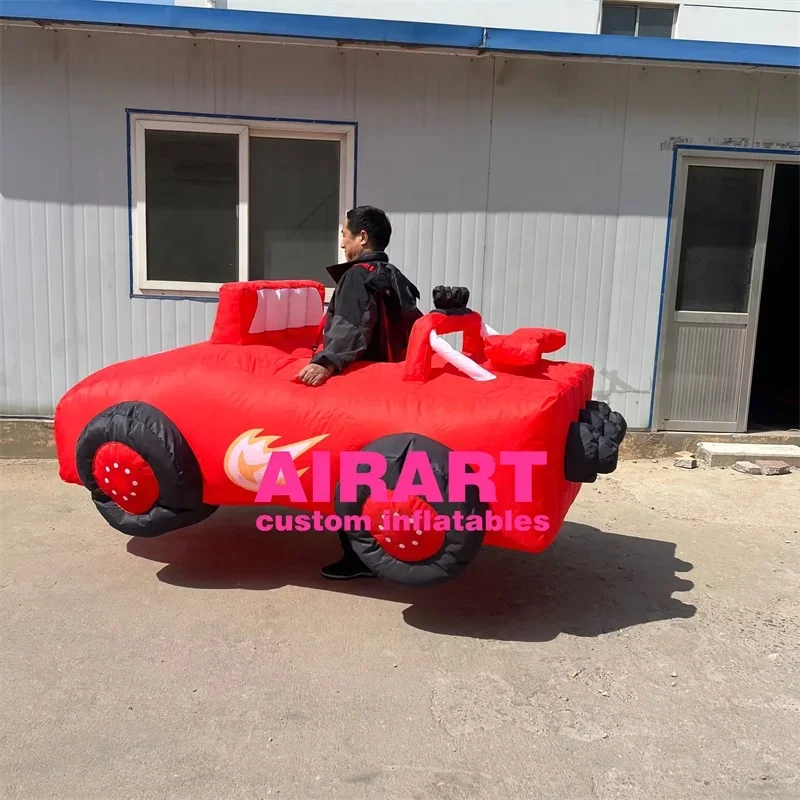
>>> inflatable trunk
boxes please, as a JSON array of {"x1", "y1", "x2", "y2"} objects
[{"x1": 55, "y1": 280, "x2": 626, "y2": 584}]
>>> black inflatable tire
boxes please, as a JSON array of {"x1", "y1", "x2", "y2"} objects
[
  {"x1": 76, "y1": 401, "x2": 218, "y2": 537},
  {"x1": 335, "y1": 433, "x2": 487, "y2": 586},
  {"x1": 565, "y1": 421, "x2": 600, "y2": 483},
  {"x1": 565, "y1": 400, "x2": 627, "y2": 483}
]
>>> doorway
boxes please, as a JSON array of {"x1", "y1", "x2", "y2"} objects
[
  {"x1": 655, "y1": 152, "x2": 800, "y2": 433},
  {"x1": 748, "y1": 163, "x2": 800, "y2": 431}
]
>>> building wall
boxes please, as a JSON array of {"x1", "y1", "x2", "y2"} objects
[
  {"x1": 1, "y1": 25, "x2": 798, "y2": 424},
  {"x1": 168, "y1": 0, "x2": 800, "y2": 47},
  {"x1": 182, "y1": 0, "x2": 601, "y2": 34},
  {"x1": 678, "y1": 1, "x2": 800, "y2": 46}
]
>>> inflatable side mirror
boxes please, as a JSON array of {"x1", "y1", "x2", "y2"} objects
[{"x1": 484, "y1": 328, "x2": 567, "y2": 369}]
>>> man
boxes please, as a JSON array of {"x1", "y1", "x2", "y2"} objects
[
  {"x1": 296, "y1": 206, "x2": 421, "y2": 388},
  {"x1": 295, "y1": 206, "x2": 422, "y2": 579}
]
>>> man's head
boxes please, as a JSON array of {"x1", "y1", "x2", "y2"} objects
[{"x1": 341, "y1": 206, "x2": 392, "y2": 261}]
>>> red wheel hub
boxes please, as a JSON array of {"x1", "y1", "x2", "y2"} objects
[
  {"x1": 92, "y1": 442, "x2": 159, "y2": 515},
  {"x1": 361, "y1": 491, "x2": 446, "y2": 562}
]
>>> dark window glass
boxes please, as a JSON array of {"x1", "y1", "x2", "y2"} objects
[
  {"x1": 675, "y1": 166, "x2": 763, "y2": 313},
  {"x1": 145, "y1": 130, "x2": 238, "y2": 283},
  {"x1": 601, "y1": 4, "x2": 637, "y2": 36},
  {"x1": 248, "y1": 137, "x2": 340, "y2": 287},
  {"x1": 638, "y1": 6, "x2": 675, "y2": 38}
]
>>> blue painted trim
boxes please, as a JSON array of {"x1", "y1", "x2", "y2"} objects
[
  {"x1": 353, "y1": 124, "x2": 359, "y2": 207},
  {"x1": 487, "y1": 28, "x2": 799, "y2": 70},
  {"x1": 125, "y1": 108, "x2": 358, "y2": 300},
  {"x1": 648, "y1": 147, "x2": 680, "y2": 430},
  {"x1": 1, "y1": 0, "x2": 797, "y2": 69}
]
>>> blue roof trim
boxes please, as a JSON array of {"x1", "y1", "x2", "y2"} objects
[
  {"x1": 1, "y1": 0, "x2": 798, "y2": 70},
  {"x1": 486, "y1": 28, "x2": 800, "y2": 69}
]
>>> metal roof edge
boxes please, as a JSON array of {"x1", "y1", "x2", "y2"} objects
[
  {"x1": 1, "y1": 0, "x2": 798, "y2": 70},
  {"x1": 486, "y1": 27, "x2": 800, "y2": 70}
]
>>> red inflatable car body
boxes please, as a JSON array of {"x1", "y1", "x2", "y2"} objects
[{"x1": 55, "y1": 279, "x2": 626, "y2": 584}]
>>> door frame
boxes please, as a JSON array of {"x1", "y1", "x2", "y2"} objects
[{"x1": 652, "y1": 146, "x2": 800, "y2": 432}]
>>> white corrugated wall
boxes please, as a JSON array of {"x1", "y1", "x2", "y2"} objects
[{"x1": 1, "y1": 25, "x2": 798, "y2": 425}]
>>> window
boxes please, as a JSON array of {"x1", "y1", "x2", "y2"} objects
[
  {"x1": 600, "y1": 3, "x2": 675, "y2": 38},
  {"x1": 675, "y1": 166, "x2": 763, "y2": 314},
  {"x1": 130, "y1": 114, "x2": 355, "y2": 297}
]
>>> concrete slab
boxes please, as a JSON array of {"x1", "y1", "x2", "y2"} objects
[
  {"x1": 756, "y1": 460, "x2": 792, "y2": 476},
  {"x1": 732, "y1": 460, "x2": 762, "y2": 475},
  {"x1": 673, "y1": 451, "x2": 697, "y2": 469},
  {"x1": 621, "y1": 430, "x2": 800, "y2": 460},
  {"x1": 697, "y1": 441, "x2": 800, "y2": 467}
]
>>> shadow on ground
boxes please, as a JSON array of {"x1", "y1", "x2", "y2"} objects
[{"x1": 127, "y1": 508, "x2": 696, "y2": 642}]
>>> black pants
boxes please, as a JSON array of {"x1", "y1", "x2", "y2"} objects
[{"x1": 338, "y1": 532, "x2": 364, "y2": 566}]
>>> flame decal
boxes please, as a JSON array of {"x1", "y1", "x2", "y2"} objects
[{"x1": 224, "y1": 430, "x2": 329, "y2": 493}]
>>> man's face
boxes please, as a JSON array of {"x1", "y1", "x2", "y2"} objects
[{"x1": 340, "y1": 220, "x2": 368, "y2": 262}]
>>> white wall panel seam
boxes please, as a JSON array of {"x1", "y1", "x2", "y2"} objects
[{"x1": 478, "y1": 57, "x2": 497, "y2": 323}]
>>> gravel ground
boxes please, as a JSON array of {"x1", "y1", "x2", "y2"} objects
[{"x1": 1, "y1": 459, "x2": 798, "y2": 800}]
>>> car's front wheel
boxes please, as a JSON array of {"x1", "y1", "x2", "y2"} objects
[
  {"x1": 334, "y1": 433, "x2": 487, "y2": 585},
  {"x1": 76, "y1": 401, "x2": 217, "y2": 537}
]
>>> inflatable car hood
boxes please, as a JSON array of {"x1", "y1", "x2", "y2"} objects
[{"x1": 55, "y1": 279, "x2": 626, "y2": 577}]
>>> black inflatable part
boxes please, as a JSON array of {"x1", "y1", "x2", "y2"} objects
[
  {"x1": 76, "y1": 401, "x2": 218, "y2": 537},
  {"x1": 565, "y1": 400, "x2": 627, "y2": 483},
  {"x1": 431, "y1": 286, "x2": 472, "y2": 315},
  {"x1": 335, "y1": 432, "x2": 486, "y2": 585}
]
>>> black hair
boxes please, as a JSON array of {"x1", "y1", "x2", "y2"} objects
[{"x1": 345, "y1": 206, "x2": 392, "y2": 251}]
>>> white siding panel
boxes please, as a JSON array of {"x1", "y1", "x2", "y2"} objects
[
  {"x1": 354, "y1": 50, "x2": 494, "y2": 311},
  {"x1": 1, "y1": 25, "x2": 798, "y2": 425},
  {"x1": 215, "y1": 38, "x2": 354, "y2": 120},
  {"x1": 677, "y1": 4, "x2": 800, "y2": 47},
  {"x1": 754, "y1": 72, "x2": 800, "y2": 146},
  {"x1": 0, "y1": 27, "x2": 493, "y2": 414},
  {"x1": 225, "y1": 0, "x2": 601, "y2": 34},
  {"x1": 1, "y1": 29, "x2": 72, "y2": 415},
  {"x1": 482, "y1": 58, "x2": 628, "y2": 376},
  {"x1": 607, "y1": 66, "x2": 762, "y2": 422}
]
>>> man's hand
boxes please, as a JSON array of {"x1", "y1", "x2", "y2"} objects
[{"x1": 296, "y1": 362, "x2": 333, "y2": 387}]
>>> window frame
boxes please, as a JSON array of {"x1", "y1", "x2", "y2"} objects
[
  {"x1": 129, "y1": 112, "x2": 356, "y2": 299},
  {"x1": 599, "y1": 2, "x2": 677, "y2": 38}
]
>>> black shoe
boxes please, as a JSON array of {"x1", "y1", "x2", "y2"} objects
[{"x1": 320, "y1": 558, "x2": 376, "y2": 580}]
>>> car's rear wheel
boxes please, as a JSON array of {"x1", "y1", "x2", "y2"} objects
[
  {"x1": 334, "y1": 433, "x2": 487, "y2": 585},
  {"x1": 76, "y1": 401, "x2": 218, "y2": 537}
]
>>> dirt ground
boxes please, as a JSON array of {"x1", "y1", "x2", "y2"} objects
[{"x1": 1, "y1": 459, "x2": 798, "y2": 800}]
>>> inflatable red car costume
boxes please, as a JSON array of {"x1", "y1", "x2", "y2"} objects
[{"x1": 55, "y1": 279, "x2": 626, "y2": 585}]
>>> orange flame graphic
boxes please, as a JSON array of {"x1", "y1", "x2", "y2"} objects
[{"x1": 224, "y1": 430, "x2": 329, "y2": 493}]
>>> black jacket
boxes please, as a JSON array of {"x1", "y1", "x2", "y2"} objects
[{"x1": 311, "y1": 252, "x2": 422, "y2": 373}]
